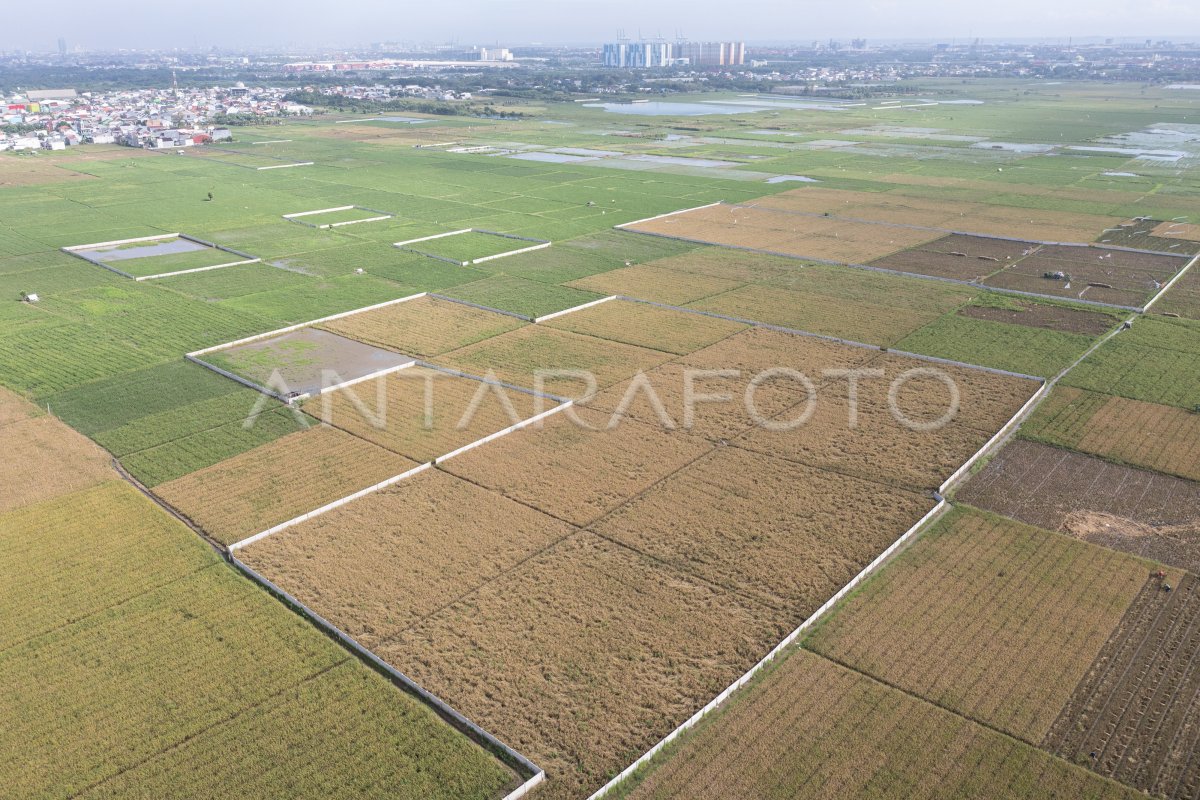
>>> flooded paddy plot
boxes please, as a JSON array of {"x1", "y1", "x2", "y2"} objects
[
  {"x1": 1045, "y1": 573, "x2": 1200, "y2": 800},
  {"x1": 806, "y1": 507, "x2": 1155, "y2": 743},
  {"x1": 153, "y1": 427, "x2": 418, "y2": 546},
  {"x1": 318, "y1": 294, "x2": 526, "y2": 358},
  {"x1": 63, "y1": 234, "x2": 259, "y2": 280},
  {"x1": 198, "y1": 328, "x2": 417, "y2": 400},
  {"x1": 958, "y1": 440, "x2": 1200, "y2": 574}
]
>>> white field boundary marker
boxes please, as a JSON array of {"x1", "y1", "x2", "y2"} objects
[
  {"x1": 186, "y1": 292, "x2": 429, "y2": 358},
  {"x1": 614, "y1": 201, "x2": 724, "y2": 230},
  {"x1": 394, "y1": 229, "x2": 473, "y2": 248},
  {"x1": 434, "y1": 401, "x2": 572, "y2": 464},
  {"x1": 316, "y1": 360, "x2": 419, "y2": 396},
  {"x1": 225, "y1": 554, "x2": 545, "y2": 800},
  {"x1": 938, "y1": 380, "x2": 1049, "y2": 496},
  {"x1": 62, "y1": 232, "x2": 179, "y2": 252},
  {"x1": 226, "y1": 399, "x2": 572, "y2": 551},
  {"x1": 256, "y1": 162, "x2": 314, "y2": 170},
  {"x1": 587, "y1": 497, "x2": 951, "y2": 800},
  {"x1": 135, "y1": 257, "x2": 261, "y2": 281},
  {"x1": 471, "y1": 241, "x2": 551, "y2": 265},
  {"x1": 252, "y1": 139, "x2": 293, "y2": 145},
  {"x1": 533, "y1": 295, "x2": 618, "y2": 323},
  {"x1": 591, "y1": 380, "x2": 1047, "y2": 799},
  {"x1": 283, "y1": 205, "x2": 357, "y2": 218},
  {"x1": 1142, "y1": 252, "x2": 1200, "y2": 312}
]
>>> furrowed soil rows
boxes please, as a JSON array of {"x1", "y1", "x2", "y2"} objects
[
  {"x1": 381, "y1": 531, "x2": 785, "y2": 800},
  {"x1": 1023, "y1": 387, "x2": 1200, "y2": 482},
  {"x1": 439, "y1": 406, "x2": 713, "y2": 526},
  {"x1": 625, "y1": 650, "x2": 1140, "y2": 800},
  {"x1": 627, "y1": 203, "x2": 939, "y2": 263},
  {"x1": 433, "y1": 325, "x2": 673, "y2": 398},
  {"x1": 958, "y1": 440, "x2": 1200, "y2": 573},
  {"x1": 541, "y1": 299, "x2": 747, "y2": 355},
  {"x1": 238, "y1": 469, "x2": 574, "y2": 648},
  {"x1": 747, "y1": 187, "x2": 1123, "y2": 242},
  {"x1": 318, "y1": 295, "x2": 526, "y2": 358},
  {"x1": 806, "y1": 507, "x2": 1152, "y2": 742},
  {"x1": 1045, "y1": 574, "x2": 1200, "y2": 799},
  {"x1": 1100, "y1": 218, "x2": 1200, "y2": 256},
  {"x1": 984, "y1": 245, "x2": 1186, "y2": 308},
  {"x1": 734, "y1": 352, "x2": 1040, "y2": 491},
  {"x1": 153, "y1": 427, "x2": 418, "y2": 545},
  {"x1": 870, "y1": 234, "x2": 1032, "y2": 281},
  {"x1": 592, "y1": 446, "x2": 936, "y2": 610},
  {"x1": 958, "y1": 302, "x2": 1119, "y2": 335},
  {"x1": 301, "y1": 367, "x2": 542, "y2": 463}
]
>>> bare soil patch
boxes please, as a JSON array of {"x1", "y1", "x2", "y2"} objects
[{"x1": 959, "y1": 302, "x2": 1118, "y2": 335}]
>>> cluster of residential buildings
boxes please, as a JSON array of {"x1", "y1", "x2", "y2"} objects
[
  {"x1": 1, "y1": 84, "x2": 311, "y2": 152},
  {"x1": 602, "y1": 40, "x2": 746, "y2": 68}
]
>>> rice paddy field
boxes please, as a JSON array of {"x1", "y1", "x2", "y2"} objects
[{"x1": 5, "y1": 79, "x2": 1200, "y2": 799}]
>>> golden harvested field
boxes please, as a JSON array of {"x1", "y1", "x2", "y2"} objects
[
  {"x1": 0, "y1": 156, "x2": 95, "y2": 187},
  {"x1": 594, "y1": 445, "x2": 935, "y2": 609},
  {"x1": 566, "y1": 262, "x2": 744, "y2": 305},
  {"x1": 439, "y1": 406, "x2": 713, "y2": 526},
  {"x1": 625, "y1": 649, "x2": 1140, "y2": 800},
  {"x1": 748, "y1": 187, "x2": 1122, "y2": 242},
  {"x1": 382, "y1": 531, "x2": 784, "y2": 800},
  {"x1": 638, "y1": 249, "x2": 800, "y2": 284},
  {"x1": 1151, "y1": 220, "x2": 1200, "y2": 241},
  {"x1": 1023, "y1": 387, "x2": 1200, "y2": 482},
  {"x1": 301, "y1": 367, "x2": 542, "y2": 463},
  {"x1": 542, "y1": 299, "x2": 747, "y2": 355},
  {"x1": 433, "y1": 325, "x2": 673, "y2": 398},
  {"x1": 584, "y1": 328, "x2": 878, "y2": 441},
  {"x1": 238, "y1": 469, "x2": 574, "y2": 649},
  {"x1": 0, "y1": 386, "x2": 38, "y2": 428},
  {"x1": 318, "y1": 295, "x2": 527, "y2": 358},
  {"x1": 805, "y1": 508, "x2": 1156, "y2": 742},
  {"x1": 628, "y1": 203, "x2": 938, "y2": 263},
  {"x1": 687, "y1": 283, "x2": 941, "y2": 346},
  {"x1": 154, "y1": 427, "x2": 418, "y2": 544},
  {"x1": 0, "y1": 415, "x2": 112, "y2": 514}
]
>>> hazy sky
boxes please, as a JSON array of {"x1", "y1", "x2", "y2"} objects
[{"x1": 5, "y1": 0, "x2": 1200, "y2": 51}]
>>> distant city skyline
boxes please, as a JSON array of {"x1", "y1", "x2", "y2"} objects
[{"x1": 2, "y1": 0, "x2": 1199, "y2": 52}]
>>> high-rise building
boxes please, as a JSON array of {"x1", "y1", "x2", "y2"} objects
[
  {"x1": 674, "y1": 41, "x2": 745, "y2": 66},
  {"x1": 57, "y1": 37, "x2": 67, "y2": 57},
  {"x1": 602, "y1": 40, "x2": 673, "y2": 68}
]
